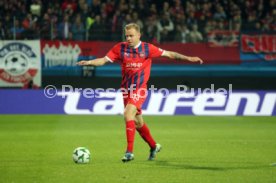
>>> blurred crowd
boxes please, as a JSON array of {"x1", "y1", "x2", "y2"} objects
[{"x1": 0, "y1": 0, "x2": 275, "y2": 43}]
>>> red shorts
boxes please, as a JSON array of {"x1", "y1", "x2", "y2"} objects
[{"x1": 122, "y1": 88, "x2": 147, "y2": 115}]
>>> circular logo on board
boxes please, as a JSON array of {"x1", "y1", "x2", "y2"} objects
[{"x1": 0, "y1": 43, "x2": 38, "y2": 83}]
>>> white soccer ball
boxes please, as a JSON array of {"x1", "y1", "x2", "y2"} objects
[
  {"x1": 4, "y1": 53, "x2": 28, "y2": 76},
  {"x1": 72, "y1": 147, "x2": 91, "y2": 164}
]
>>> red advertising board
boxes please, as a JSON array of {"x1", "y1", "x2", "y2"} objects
[
  {"x1": 208, "y1": 30, "x2": 239, "y2": 47},
  {"x1": 41, "y1": 41, "x2": 241, "y2": 65},
  {"x1": 241, "y1": 34, "x2": 276, "y2": 61}
]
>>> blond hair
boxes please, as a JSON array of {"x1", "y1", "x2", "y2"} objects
[{"x1": 124, "y1": 23, "x2": 140, "y2": 33}]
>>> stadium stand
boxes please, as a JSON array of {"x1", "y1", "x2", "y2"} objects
[
  {"x1": 0, "y1": 0, "x2": 275, "y2": 89},
  {"x1": 0, "y1": 0, "x2": 275, "y2": 41}
]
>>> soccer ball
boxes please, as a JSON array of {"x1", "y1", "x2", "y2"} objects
[
  {"x1": 72, "y1": 147, "x2": 91, "y2": 164},
  {"x1": 4, "y1": 53, "x2": 28, "y2": 76}
]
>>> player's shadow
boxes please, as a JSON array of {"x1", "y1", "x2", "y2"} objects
[{"x1": 150, "y1": 161, "x2": 272, "y2": 171}]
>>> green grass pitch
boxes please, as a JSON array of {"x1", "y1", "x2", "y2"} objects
[{"x1": 0, "y1": 115, "x2": 276, "y2": 183}]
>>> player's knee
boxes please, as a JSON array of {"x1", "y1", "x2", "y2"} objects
[
  {"x1": 124, "y1": 110, "x2": 131, "y2": 121},
  {"x1": 124, "y1": 109, "x2": 135, "y2": 121},
  {"x1": 135, "y1": 121, "x2": 144, "y2": 128}
]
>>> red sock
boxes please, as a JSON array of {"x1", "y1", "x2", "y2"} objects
[
  {"x1": 137, "y1": 123, "x2": 156, "y2": 149},
  {"x1": 125, "y1": 120, "x2": 136, "y2": 153}
]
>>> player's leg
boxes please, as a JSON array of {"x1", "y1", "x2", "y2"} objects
[
  {"x1": 135, "y1": 114, "x2": 162, "y2": 160},
  {"x1": 134, "y1": 113, "x2": 144, "y2": 127},
  {"x1": 135, "y1": 114, "x2": 155, "y2": 148},
  {"x1": 122, "y1": 103, "x2": 137, "y2": 162},
  {"x1": 124, "y1": 103, "x2": 137, "y2": 121}
]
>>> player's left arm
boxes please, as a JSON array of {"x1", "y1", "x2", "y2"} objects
[{"x1": 162, "y1": 50, "x2": 203, "y2": 64}]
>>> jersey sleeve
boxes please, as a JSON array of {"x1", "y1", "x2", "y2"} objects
[
  {"x1": 105, "y1": 43, "x2": 121, "y2": 63},
  {"x1": 148, "y1": 43, "x2": 164, "y2": 58}
]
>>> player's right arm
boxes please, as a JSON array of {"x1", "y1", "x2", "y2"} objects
[
  {"x1": 76, "y1": 57, "x2": 109, "y2": 67},
  {"x1": 77, "y1": 43, "x2": 121, "y2": 66}
]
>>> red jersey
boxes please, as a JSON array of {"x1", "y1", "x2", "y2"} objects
[{"x1": 106, "y1": 41, "x2": 164, "y2": 89}]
